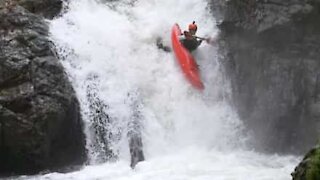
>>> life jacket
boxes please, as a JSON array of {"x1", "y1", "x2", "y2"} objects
[
  {"x1": 180, "y1": 28, "x2": 201, "y2": 52},
  {"x1": 181, "y1": 33, "x2": 201, "y2": 52}
]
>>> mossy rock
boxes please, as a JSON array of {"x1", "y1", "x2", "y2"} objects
[{"x1": 292, "y1": 145, "x2": 320, "y2": 180}]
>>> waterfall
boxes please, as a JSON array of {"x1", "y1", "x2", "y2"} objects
[{"x1": 23, "y1": 0, "x2": 302, "y2": 179}]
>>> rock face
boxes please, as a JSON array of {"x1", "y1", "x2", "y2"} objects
[
  {"x1": 0, "y1": 1, "x2": 86, "y2": 175},
  {"x1": 213, "y1": 0, "x2": 320, "y2": 154}
]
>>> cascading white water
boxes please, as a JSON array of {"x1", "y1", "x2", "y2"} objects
[{"x1": 19, "y1": 0, "x2": 300, "y2": 179}]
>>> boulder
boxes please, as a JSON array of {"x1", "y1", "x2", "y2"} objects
[{"x1": 0, "y1": 3, "x2": 86, "y2": 175}]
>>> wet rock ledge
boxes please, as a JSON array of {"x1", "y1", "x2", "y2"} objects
[{"x1": 0, "y1": 0, "x2": 86, "y2": 175}]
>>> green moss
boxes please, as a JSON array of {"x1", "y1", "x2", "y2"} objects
[{"x1": 306, "y1": 147, "x2": 320, "y2": 180}]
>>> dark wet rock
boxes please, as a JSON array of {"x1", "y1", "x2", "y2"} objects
[
  {"x1": 85, "y1": 75, "x2": 117, "y2": 163},
  {"x1": 0, "y1": 5, "x2": 86, "y2": 175},
  {"x1": 127, "y1": 92, "x2": 145, "y2": 168},
  {"x1": 129, "y1": 134, "x2": 144, "y2": 168},
  {"x1": 17, "y1": 0, "x2": 62, "y2": 19},
  {"x1": 213, "y1": 0, "x2": 320, "y2": 154},
  {"x1": 84, "y1": 75, "x2": 144, "y2": 168},
  {"x1": 0, "y1": 0, "x2": 62, "y2": 19}
]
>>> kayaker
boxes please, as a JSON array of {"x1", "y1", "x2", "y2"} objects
[{"x1": 180, "y1": 21, "x2": 202, "y2": 52}]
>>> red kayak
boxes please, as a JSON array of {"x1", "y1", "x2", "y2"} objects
[{"x1": 171, "y1": 23, "x2": 204, "y2": 90}]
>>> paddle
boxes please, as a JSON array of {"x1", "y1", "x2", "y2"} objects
[{"x1": 194, "y1": 36, "x2": 215, "y2": 45}]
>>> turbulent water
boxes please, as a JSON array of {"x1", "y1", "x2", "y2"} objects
[{"x1": 18, "y1": 0, "x2": 300, "y2": 179}]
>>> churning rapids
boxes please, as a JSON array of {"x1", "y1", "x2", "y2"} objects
[{"x1": 18, "y1": 0, "x2": 299, "y2": 179}]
